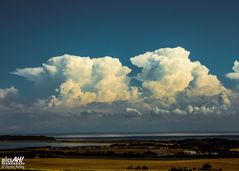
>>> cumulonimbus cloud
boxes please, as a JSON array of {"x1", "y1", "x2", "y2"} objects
[
  {"x1": 10, "y1": 47, "x2": 233, "y2": 116},
  {"x1": 131, "y1": 47, "x2": 228, "y2": 100},
  {"x1": 130, "y1": 47, "x2": 230, "y2": 115},
  {"x1": 12, "y1": 55, "x2": 138, "y2": 107}
]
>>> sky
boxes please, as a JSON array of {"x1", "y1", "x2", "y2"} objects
[{"x1": 0, "y1": 0, "x2": 239, "y2": 134}]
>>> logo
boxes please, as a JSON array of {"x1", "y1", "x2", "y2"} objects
[{"x1": 1, "y1": 156, "x2": 25, "y2": 169}]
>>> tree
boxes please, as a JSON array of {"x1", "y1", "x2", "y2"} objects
[
  {"x1": 202, "y1": 163, "x2": 212, "y2": 170},
  {"x1": 134, "y1": 166, "x2": 141, "y2": 170},
  {"x1": 142, "y1": 165, "x2": 149, "y2": 170}
]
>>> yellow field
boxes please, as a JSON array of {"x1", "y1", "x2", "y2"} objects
[
  {"x1": 22, "y1": 158, "x2": 239, "y2": 171},
  {"x1": 230, "y1": 148, "x2": 239, "y2": 152}
]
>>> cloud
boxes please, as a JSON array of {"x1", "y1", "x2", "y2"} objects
[
  {"x1": 131, "y1": 47, "x2": 194, "y2": 101},
  {"x1": 11, "y1": 67, "x2": 45, "y2": 82},
  {"x1": 0, "y1": 86, "x2": 23, "y2": 113},
  {"x1": 12, "y1": 55, "x2": 138, "y2": 107},
  {"x1": 126, "y1": 107, "x2": 142, "y2": 116},
  {"x1": 226, "y1": 60, "x2": 239, "y2": 81},
  {"x1": 0, "y1": 86, "x2": 18, "y2": 101},
  {"x1": 10, "y1": 47, "x2": 234, "y2": 117},
  {"x1": 2, "y1": 47, "x2": 239, "y2": 133},
  {"x1": 131, "y1": 47, "x2": 230, "y2": 115}
]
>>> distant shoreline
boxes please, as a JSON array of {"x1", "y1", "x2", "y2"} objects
[
  {"x1": 0, "y1": 135, "x2": 55, "y2": 141},
  {"x1": 1, "y1": 137, "x2": 239, "y2": 158},
  {"x1": 1, "y1": 133, "x2": 239, "y2": 141}
]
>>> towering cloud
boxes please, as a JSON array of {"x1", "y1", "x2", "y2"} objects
[
  {"x1": 12, "y1": 55, "x2": 138, "y2": 107},
  {"x1": 11, "y1": 47, "x2": 232, "y2": 116},
  {"x1": 226, "y1": 60, "x2": 239, "y2": 81},
  {"x1": 1, "y1": 47, "x2": 238, "y2": 134},
  {"x1": 131, "y1": 47, "x2": 230, "y2": 115},
  {"x1": 130, "y1": 47, "x2": 194, "y2": 101}
]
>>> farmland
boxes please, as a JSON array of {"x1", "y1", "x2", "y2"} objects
[
  {"x1": 1, "y1": 137, "x2": 239, "y2": 170},
  {"x1": 22, "y1": 158, "x2": 239, "y2": 171}
]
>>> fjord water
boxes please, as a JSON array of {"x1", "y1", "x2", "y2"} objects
[
  {"x1": 53, "y1": 132, "x2": 239, "y2": 141},
  {"x1": 1, "y1": 132, "x2": 239, "y2": 150},
  {"x1": 0, "y1": 141, "x2": 110, "y2": 150}
]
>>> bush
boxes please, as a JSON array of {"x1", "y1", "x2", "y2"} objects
[
  {"x1": 126, "y1": 165, "x2": 133, "y2": 169},
  {"x1": 201, "y1": 163, "x2": 212, "y2": 170},
  {"x1": 142, "y1": 165, "x2": 149, "y2": 170},
  {"x1": 135, "y1": 166, "x2": 141, "y2": 169}
]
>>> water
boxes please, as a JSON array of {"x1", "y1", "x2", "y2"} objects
[
  {"x1": 1, "y1": 132, "x2": 239, "y2": 150},
  {"x1": 53, "y1": 132, "x2": 239, "y2": 141},
  {"x1": 0, "y1": 141, "x2": 110, "y2": 150}
]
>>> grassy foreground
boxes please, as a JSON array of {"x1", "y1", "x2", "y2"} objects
[{"x1": 21, "y1": 158, "x2": 239, "y2": 171}]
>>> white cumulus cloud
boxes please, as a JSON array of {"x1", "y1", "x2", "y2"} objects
[
  {"x1": 226, "y1": 60, "x2": 239, "y2": 81},
  {"x1": 131, "y1": 47, "x2": 230, "y2": 115},
  {"x1": 12, "y1": 55, "x2": 138, "y2": 107},
  {"x1": 131, "y1": 47, "x2": 194, "y2": 101},
  {"x1": 0, "y1": 86, "x2": 18, "y2": 101},
  {"x1": 10, "y1": 47, "x2": 233, "y2": 116},
  {"x1": 0, "y1": 86, "x2": 23, "y2": 113}
]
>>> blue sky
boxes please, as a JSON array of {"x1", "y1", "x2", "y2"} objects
[
  {"x1": 0, "y1": 0, "x2": 239, "y2": 133},
  {"x1": 1, "y1": 0, "x2": 239, "y2": 88}
]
